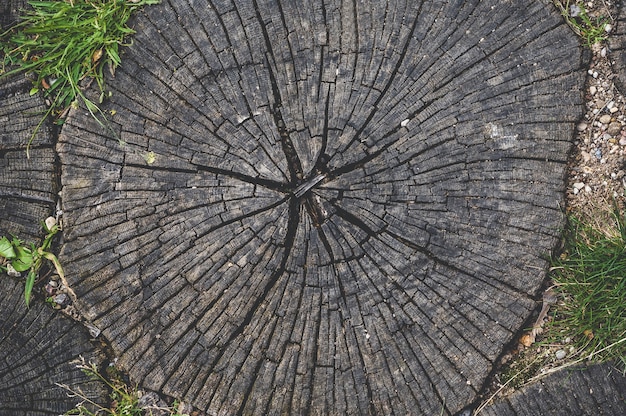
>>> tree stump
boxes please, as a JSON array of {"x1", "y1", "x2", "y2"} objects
[
  {"x1": 0, "y1": 0, "x2": 28, "y2": 29},
  {"x1": 479, "y1": 361, "x2": 626, "y2": 416},
  {"x1": 610, "y1": 2, "x2": 626, "y2": 96},
  {"x1": 0, "y1": 73, "x2": 57, "y2": 241},
  {"x1": 58, "y1": 0, "x2": 588, "y2": 414},
  {"x1": 0, "y1": 5, "x2": 110, "y2": 413},
  {"x1": 0, "y1": 277, "x2": 109, "y2": 415}
]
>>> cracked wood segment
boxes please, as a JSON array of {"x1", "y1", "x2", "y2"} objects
[
  {"x1": 0, "y1": 277, "x2": 108, "y2": 415},
  {"x1": 479, "y1": 361, "x2": 626, "y2": 416},
  {"x1": 0, "y1": 0, "x2": 29, "y2": 29},
  {"x1": 58, "y1": 0, "x2": 587, "y2": 414},
  {"x1": 0, "y1": 3, "x2": 57, "y2": 241},
  {"x1": 1, "y1": 0, "x2": 55, "y2": 242},
  {"x1": 0, "y1": 72, "x2": 57, "y2": 241},
  {"x1": 610, "y1": 1, "x2": 626, "y2": 95}
]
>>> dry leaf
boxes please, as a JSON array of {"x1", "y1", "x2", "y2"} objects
[
  {"x1": 92, "y1": 48, "x2": 103, "y2": 64},
  {"x1": 520, "y1": 334, "x2": 533, "y2": 347}
]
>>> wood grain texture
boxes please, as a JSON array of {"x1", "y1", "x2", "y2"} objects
[
  {"x1": 610, "y1": 1, "x2": 626, "y2": 95},
  {"x1": 0, "y1": 7, "x2": 107, "y2": 416},
  {"x1": 0, "y1": 277, "x2": 109, "y2": 416},
  {"x1": 58, "y1": 0, "x2": 587, "y2": 414},
  {"x1": 479, "y1": 361, "x2": 626, "y2": 416},
  {"x1": 0, "y1": 68, "x2": 57, "y2": 241},
  {"x1": 0, "y1": 0, "x2": 29, "y2": 29}
]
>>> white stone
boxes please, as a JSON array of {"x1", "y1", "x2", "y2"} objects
[{"x1": 581, "y1": 150, "x2": 591, "y2": 163}]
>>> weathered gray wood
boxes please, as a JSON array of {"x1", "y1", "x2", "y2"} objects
[
  {"x1": 0, "y1": 6, "x2": 110, "y2": 415},
  {"x1": 610, "y1": 1, "x2": 626, "y2": 96},
  {"x1": 478, "y1": 361, "x2": 626, "y2": 416},
  {"x1": 0, "y1": 277, "x2": 109, "y2": 415},
  {"x1": 0, "y1": 0, "x2": 29, "y2": 29},
  {"x1": 58, "y1": 0, "x2": 588, "y2": 414},
  {"x1": 0, "y1": 64, "x2": 57, "y2": 241}
]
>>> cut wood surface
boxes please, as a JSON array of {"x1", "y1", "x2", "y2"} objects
[
  {"x1": 0, "y1": 4, "x2": 107, "y2": 414},
  {"x1": 0, "y1": 71, "x2": 57, "y2": 242},
  {"x1": 0, "y1": 277, "x2": 108, "y2": 415},
  {"x1": 479, "y1": 361, "x2": 626, "y2": 416},
  {"x1": 611, "y1": 0, "x2": 626, "y2": 96},
  {"x1": 0, "y1": 0, "x2": 28, "y2": 29},
  {"x1": 56, "y1": 0, "x2": 588, "y2": 414}
]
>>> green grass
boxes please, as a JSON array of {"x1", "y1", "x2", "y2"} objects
[
  {"x1": 59, "y1": 357, "x2": 190, "y2": 416},
  {"x1": 0, "y1": 0, "x2": 159, "y2": 152},
  {"x1": 0, "y1": 217, "x2": 64, "y2": 307},
  {"x1": 554, "y1": 1, "x2": 611, "y2": 46},
  {"x1": 548, "y1": 207, "x2": 626, "y2": 368}
]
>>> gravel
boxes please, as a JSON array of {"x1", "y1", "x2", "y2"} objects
[{"x1": 568, "y1": 2, "x2": 626, "y2": 216}]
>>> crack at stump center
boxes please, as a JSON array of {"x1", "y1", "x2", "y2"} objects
[{"x1": 293, "y1": 173, "x2": 326, "y2": 198}]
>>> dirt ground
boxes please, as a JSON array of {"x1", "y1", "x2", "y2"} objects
[{"x1": 567, "y1": 1, "x2": 625, "y2": 218}]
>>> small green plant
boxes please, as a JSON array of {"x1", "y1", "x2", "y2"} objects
[
  {"x1": 59, "y1": 357, "x2": 190, "y2": 416},
  {"x1": 0, "y1": 0, "x2": 159, "y2": 153},
  {"x1": 554, "y1": 1, "x2": 611, "y2": 47},
  {"x1": 0, "y1": 217, "x2": 64, "y2": 307},
  {"x1": 548, "y1": 206, "x2": 626, "y2": 368}
]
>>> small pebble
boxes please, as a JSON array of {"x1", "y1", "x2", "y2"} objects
[
  {"x1": 577, "y1": 122, "x2": 588, "y2": 132},
  {"x1": 45, "y1": 216, "x2": 56, "y2": 231},
  {"x1": 595, "y1": 148, "x2": 602, "y2": 159},
  {"x1": 620, "y1": 137, "x2": 626, "y2": 146},
  {"x1": 605, "y1": 24, "x2": 613, "y2": 33},
  {"x1": 573, "y1": 182, "x2": 585, "y2": 190},
  {"x1": 585, "y1": 185, "x2": 592, "y2": 193},
  {"x1": 601, "y1": 47, "x2": 607, "y2": 58},
  {"x1": 581, "y1": 150, "x2": 591, "y2": 163},
  {"x1": 590, "y1": 85, "x2": 597, "y2": 95},
  {"x1": 53, "y1": 293, "x2": 70, "y2": 305},
  {"x1": 610, "y1": 106, "x2": 619, "y2": 113},
  {"x1": 599, "y1": 114, "x2": 612, "y2": 124},
  {"x1": 555, "y1": 350, "x2": 567, "y2": 360}
]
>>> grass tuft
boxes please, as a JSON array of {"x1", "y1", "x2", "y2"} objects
[
  {"x1": 553, "y1": 1, "x2": 611, "y2": 47},
  {"x1": 59, "y1": 357, "x2": 190, "y2": 416},
  {"x1": 0, "y1": 0, "x2": 159, "y2": 152},
  {"x1": 548, "y1": 206, "x2": 626, "y2": 368}
]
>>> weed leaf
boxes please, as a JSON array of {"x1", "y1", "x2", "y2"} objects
[
  {"x1": 40, "y1": 250, "x2": 65, "y2": 280},
  {"x1": 0, "y1": 236, "x2": 16, "y2": 259},
  {"x1": 12, "y1": 245, "x2": 34, "y2": 272}
]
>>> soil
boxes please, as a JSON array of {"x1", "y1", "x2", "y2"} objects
[{"x1": 567, "y1": 1, "x2": 626, "y2": 219}]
